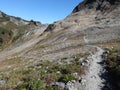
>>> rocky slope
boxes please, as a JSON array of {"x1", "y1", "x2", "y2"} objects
[
  {"x1": 24, "y1": 0, "x2": 120, "y2": 61},
  {"x1": 0, "y1": 11, "x2": 47, "y2": 51},
  {"x1": 73, "y1": 0, "x2": 120, "y2": 13},
  {"x1": 0, "y1": 0, "x2": 120, "y2": 90}
]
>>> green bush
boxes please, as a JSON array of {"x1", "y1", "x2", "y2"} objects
[
  {"x1": 14, "y1": 82, "x2": 27, "y2": 90},
  {"x1": 61, "y1": 66, "x2": 71, "y2": 74},
  {"x1": 22, "y1": 69, "x2": 32, "y2": 75},
  {"x1": 58, "y1": 74, "x2": 75, "y2": 83},
  {"x1": 0, "y1": 27, "x2": 11, "y2": 36},
  {"x1": 28, "y1": 80, "x2": 44, "y2": 90},
  {"x1": 0, "y1": 27, "x2": 13, "y2": 45},
  {"x1": 46, "y1": 86, "x2": 55, "y2": 90},
  {"x1": 0, "y1": 17, "x2": 9, "y2": 22},
  {"x1": 14, "y1": 80, "x2": 44, "y2": 90},
  {"x1": 0, "y1": 37, "x2": 3, "y2": 44}
]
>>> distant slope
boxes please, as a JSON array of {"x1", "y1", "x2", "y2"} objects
[{"x1": 0, "y1": 11, "x2": 46, "y2": 50}]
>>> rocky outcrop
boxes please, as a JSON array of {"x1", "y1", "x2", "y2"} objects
[
  {"x1": 72, "y1": 0, "x2": 120, "y2": 13},
  {"x1": 45, "y1": 24, "x2": 56, "y2": 32}
]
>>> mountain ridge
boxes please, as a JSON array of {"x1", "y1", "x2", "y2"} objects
[{"x1": 72, "y1": 0, "x2": 120, "y2": 13}]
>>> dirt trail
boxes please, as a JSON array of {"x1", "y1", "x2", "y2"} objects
[
  {"x1": 0, "y1": 27, "x2": 47, "y2": 61},
  {"x1": 62, "y1": 36, "x2": 108, "y2": 90},
  {"x1": 84, "y1": 46, "x2": 105, "y2": 90},
  {"x1": 82, "y1": 36, "x2": 106, "y2": 90}
]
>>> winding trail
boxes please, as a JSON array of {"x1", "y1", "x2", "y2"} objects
[
  {"x1": 66, "y1": 36, "x2": 108, "y2": 90},
  {"x1": 84, "y1": 46, "x2": 105, "y2": 90},
  {"x1": 82, "y1": 36, "x2": 106, "y2": 90}
]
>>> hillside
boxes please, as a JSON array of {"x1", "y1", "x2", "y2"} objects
[
  {"x1": 0, "y1": 11, "x2": 46, "y2": 50},
  {"x1": 0, "y1": 0, "x2": 120, "y2": 90}
]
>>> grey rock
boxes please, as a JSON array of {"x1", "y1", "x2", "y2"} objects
[
  {"x1": 0, "y1": 79, "x2": 6, "y2": 86},
  {"x1": 51, "y1": 82, "x2": 65, "y2": 89}
]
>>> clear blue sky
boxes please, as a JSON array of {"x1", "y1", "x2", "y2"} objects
[{"x1": 0, "y1": 0, "x2": 82, "y2": 24}]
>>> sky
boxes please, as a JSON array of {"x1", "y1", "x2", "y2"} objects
[{"x1": 0, "y1": 0, "x2": 82, "y2": 24}]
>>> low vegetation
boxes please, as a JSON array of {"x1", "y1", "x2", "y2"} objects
[
  {"x1": 0, "y1": 16, "x2": 9, "y2": 22},
  {"x1": 0, "y1": 53, "x2": 88, "y2": 90},
  {"x1": 0, "y1": 27, "x2": 13, "y2": 45},
  {"x1": 106, "y1": 48, "x2": 120, "y2": 89}
]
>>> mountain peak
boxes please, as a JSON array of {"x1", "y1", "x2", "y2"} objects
[{"x1": 72, "y1": 0, "x2": 120, "y2": 13}]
